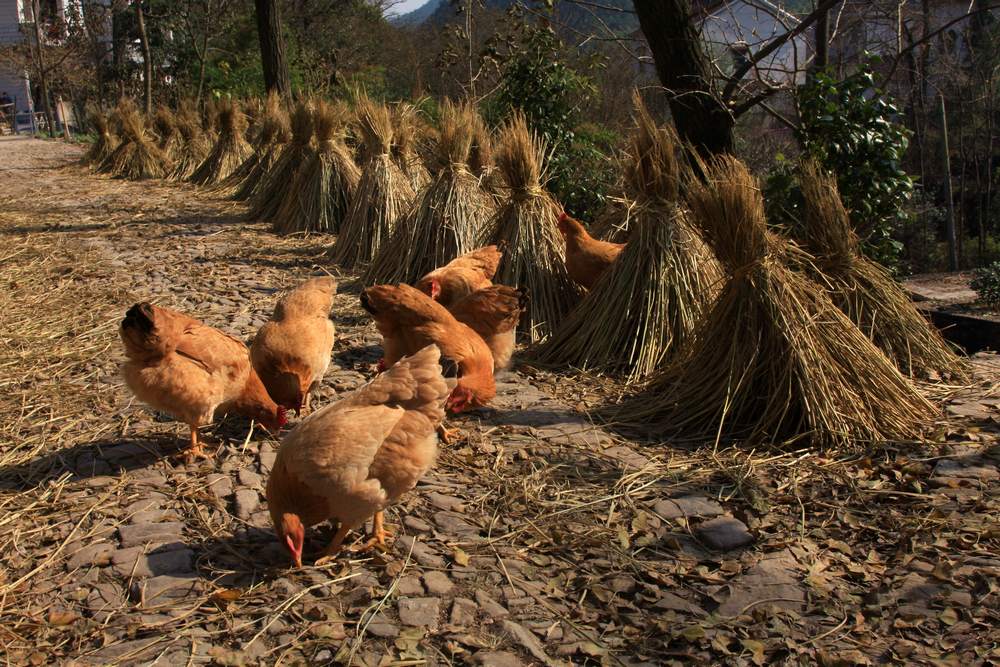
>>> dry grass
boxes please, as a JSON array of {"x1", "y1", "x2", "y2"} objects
[
  {"x1": 364, "y1": 100, "x2": 493, "y2": 285},
  {"x1": 391, "y1": 102, "x2": 431, "y2": 192},
  {"x1": 273, "y1": 99, "x2": 360, "y2": 235},
  {"x1": 605, "y1": 156, "x2": 937, "y2": 447},
  {"x1": 478, "y1": 113, "x2": 580, "y2": 342},
  {"x1": 531, "y1": 99, "x2": 720, "y2": 377},
  {"x1": 99, "y1": 100, "x2": 170, "y2": 180},
  {"x1": 152, "y1": 106, "x2": 182, "y2": 162},
  {"x1": 249, "y1": 100, "x2": 315, "y2": 221},
  {"x1": 795, "y1": 160, "x2": 970, "y2": 382},
  {"x1": 331, "y1": 96, "x2": 415, "y2": 270},
  {"x1": 188, "y1": 99, "x2": 253, "y2": 186}
]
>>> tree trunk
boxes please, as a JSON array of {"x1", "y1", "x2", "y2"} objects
[
  {"x1": 30, "y1": 0, "x2": 56, "y2": 137},
  {"x1": 253, "y1": 0, "x2": 291, "y2": 96},
  {"x1": 812, "y1": 6, "x2": 829, "y2": 74},
  {"x1": 196, "y1": 31, "x2": 209, "y2": 107},
  {"x1": 134, "y1": 0, "x2": 153, "y2": 115},
  {"x1": 632, "y1": 0, "x2": 733, "y2": 157}
]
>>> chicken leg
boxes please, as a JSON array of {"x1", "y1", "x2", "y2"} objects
[
  {"x1": 314, "y1": 523, "x2": 352, "y2": 566},
  {"x1": 437, "y1": 424, "x2": 458, "y2": 444},
  {"x1": 353, "y1": 511, "x2": 392, "y2": 553},
  {"x1": 181, "y1": 426, "x2": 212, "y2": 463}
]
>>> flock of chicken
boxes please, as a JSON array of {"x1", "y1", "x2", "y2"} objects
[{"x1": 119, "y1": 217, "x2": 620, "y2": 568}]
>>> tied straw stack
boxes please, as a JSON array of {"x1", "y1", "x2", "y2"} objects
[
  {"x1": 365, "y1": 100, "x2": 494, "y2": 285},
  {"x1": 170, "y1": 100, "x2": 212, "y2": 181},
  {"x1": 249, "y1": 100, "x2": 315, "y2": 221},
  {"x1": 795, "y1": 160, "x2": 970, "y2": 381},
  {"x1": 478, "y1": 113, "x2": 580, "y2": 342},
  {"x1": 273, "y1": 99, "x2": 360, "y2": 235},
  {"x1": 606, "y1": 156, "x2": 936, "y2": 447},
  {"x1": 153, "y1": 106, "x2": 182, "y2": 163},
  {"x1": 99, "y1": 99, "x2": 170, "y2": 180},
  {"x1": 330, "y1": 96, "x2": 414, "y2": 269},
  {"x1": 189, "y1": 98, "x2": 252, "y2": 186},
  {"x1": 83, "y1": 108, "x2": 118, "y2": 167},
  {"x1": 532, "y1": 97, "x2": 720, "y2": 377},
  {"x1": 219, "y1": 91, "x2": 290, "y2": 200},
  {"x1": 392, "y1": 102, "x2": 431, "y2": 192}
]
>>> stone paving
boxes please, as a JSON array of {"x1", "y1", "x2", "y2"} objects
[{"x1": 0, "y1": 137, "x2": 998, "y2": 665}]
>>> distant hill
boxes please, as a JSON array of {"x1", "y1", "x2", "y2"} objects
[{"x1": 394, "y1": 0, "x2": 639, "y2": 36}]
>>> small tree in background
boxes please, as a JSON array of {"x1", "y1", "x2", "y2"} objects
[{"x1": 767, "y1": 62, "x2": 915, "y2": 270}]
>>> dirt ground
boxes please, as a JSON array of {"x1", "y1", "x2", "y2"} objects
[{"x1": 1, "y1": 136, "x2": 999, "y2": 666}]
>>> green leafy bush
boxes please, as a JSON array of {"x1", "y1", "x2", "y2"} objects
[
  {"x1": 971, "y1": 262, "x2": 1000, "y2": 308},
  {"x1": 765, "y1": 61, "x2": 914, "y2": 270}
]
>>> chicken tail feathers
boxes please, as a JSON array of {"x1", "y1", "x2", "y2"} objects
[{"x1": 359, "y1": 345, "x2": 450, "y2": 421}]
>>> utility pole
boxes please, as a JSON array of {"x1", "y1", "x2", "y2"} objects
[
  {"x1": 30, "y1": 0, "x2": 56, "y2": 136},
  {"x1": 939, "y1": 93, "x2": 959, "y2": 271}
]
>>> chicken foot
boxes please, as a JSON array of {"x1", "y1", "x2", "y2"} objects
[
  {"x1": 437, "y1": 424, "x2": 459, "y2": 444},
  {"x1": 314, "y1": 523, "x2": 352, "y2": 566},
  {"x1": 353, "y1": 511, "x2": 392, "y2": 553},
  {"x1": 178, "y1": 426, "x2": 212, "y2": 464}
]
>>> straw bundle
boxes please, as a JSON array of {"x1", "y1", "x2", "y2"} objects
[
  {"x1": 170, "y1": 104, "x2": 212, "y2": 181},
  {"x1": 153, "y1": 106, "x2": 182, "y2": 161},
  {"x1": 476, "y1": 113, "x2": 579, "y2": 342},
  {"x1": 531, "y1": 102, "x2": 720, "y2": 377},
  {"x1": 331, "y1": 97, "x2": 415, "y2": 269},
  {"x1": 218, "y1": 92, "x2": 290, "y2": 199},
  {"x1": 249, "y1": 100, "x2": 315, "y2": 221},
  {"x1": 392, "y1": 102, "x2": 431, "y2": 191},
  {"x1": 364, "y1": 100, "x2": 493, "y2": 285},
  {"x1": 83, "y1": 108, "x2": 118, "y2": 166},
  {"x1": 99, "y1": 100, "x2": 170, "y2": 180},
  {"x1": 606, "y1": 156, "x2": 935, "y2": 447},
  {"x1": 795, "y1": 160, "x2": 969, "y2": 381},
  {"x1": 273, "y1": 99, "x2": 360, "y2": 235},
  {"x1": 189, "y1": 99, "x2": 252, "y2": 186},
  {"x1": 469, "y1": 110, "x2": 505, "y2": 201}
]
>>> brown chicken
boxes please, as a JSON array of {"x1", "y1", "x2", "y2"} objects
[
  {"x1": 557, "y1": 212, "x2": 625, "y2": 290},
  {"x1": 267, "y1": 344, "x2": 451, "y2": 567},
  {"x1": 415, "y1": 244, "x2": 503, "y2": 307},
  {"x1": 448, "y1": 285, "x2": 527, "y2": 371},
  {"x1": 361, "y1": 284, "x2": 495, "y2": 413},
  {"x1": 251, "y1": 277, "x2": 337, "y2": 415},
  {"x1": 120, "y1": 303, "x2": 287, "y2": 461}
]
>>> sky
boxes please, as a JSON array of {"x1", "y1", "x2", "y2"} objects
[{"x1": 388, "y1": 0, "x2": 431, "y2": 16}]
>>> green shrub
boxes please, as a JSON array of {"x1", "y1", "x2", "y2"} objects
[{"x1": 971, "y1": 262, "x2": 1000, "y2": 308}]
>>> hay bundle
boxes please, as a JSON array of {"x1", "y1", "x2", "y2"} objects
[
  {"x1": 331, "y1": 98, "x2": 414, "y2": 269},
  {"x1": 99, "y1": 100, "x2": 169, "y2": 180},
  {"x1": 795, "y1": 160, "x2": 969, "y2": 381},
  {"x1": 83, "y1": 108, "x2": 118, "y2": 166},
  {"x1": 606, "y1": 156, "x2": 935, "y2": 447},
  {"x1": 477, "y1": 113, "x2": 579, "y2": 342},
  {"x1": 273, "y1": 99, "x2": 360, "y2": 235},
  {"x1": 218, "y1": 92, "x2": 290, "y2": 199},
  {"x1": 364, "y1": 100, "x2": 493, "y2": 284},
  {"x1": 152, "y1": 106, "x2": 182, "y2": 161},
  {"x1": 170, "y1": 104, "x2": 212, "y2": 181},
  {"x1": 392, "y1": 102, "x2": 431, "y2": 191},
  {"x1": 249, "y1": 100, "x2": 315, "y2": 221},
  {"x1": 531, "y1": 102, "x2": 720, "y2": 376},
  {"x1": 189, "y1": 98, "x2": 252, "y2": 186},
  {"x1": 469, "y1": 110, "x2": 505, "y2": 201}
]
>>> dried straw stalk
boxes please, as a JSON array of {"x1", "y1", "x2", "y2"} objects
[
  {"x1": 217, "y1": 92, "x2": 290, "y2": 198},
  {"x1": 273, "y1": 99, "x2": 360, "y2": 235},
  {"x1": 331, "y1": 97, "x2": 415, "y2": 270},
  {"x1": 796, "y1": 160, "x2": 969, "y2": 381},
  {"x1": 392, "y1": 102, "x2": 431, "y2": 191},
  {"x1": 249, "y1": 100, "x2": 315, "y2": 221},
  {"x1": 189, "y1": 98, "x2": 253, "y2": 186},
  {"x1": 83, "y1": 108, "x2": 118, "y2": 167},
  {"x1": 469, "y1": 110, "x2": 506, "y2": 202},
  {"x1": 365, "y1": 100, "x2": 493, "y2": 285},
  {"x1": 99, "y1": 100, "x2": 170, "y2": 180},
  {"x1": 532, "y1": 101, "x2": 720, "y2": 377},
  {"x1": 606, "y1": 156, "x2": 936, "y2": 447},
  {"x1": 477, "y1": 113, "x2": 579, "y2": 342}
]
